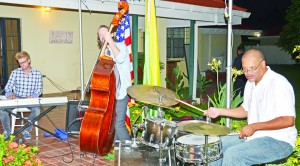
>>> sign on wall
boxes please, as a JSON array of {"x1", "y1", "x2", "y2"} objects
[{"x1": 49, "y1": 30, "x2": 73, "y2": 44}]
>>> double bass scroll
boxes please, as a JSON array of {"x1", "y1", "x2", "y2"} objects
[{"x1": 79, "y1": 1, "x2": 129, "y2": 156}]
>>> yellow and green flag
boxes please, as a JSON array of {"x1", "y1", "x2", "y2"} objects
[
  {"x1": 143, "y1": 0, "x2": 161, "y2": 117},
  {"x1": 143, "y1": 0, "x2": 161, "y2": 86}
]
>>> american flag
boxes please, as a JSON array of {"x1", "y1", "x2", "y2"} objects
[{"x1": 115, "y1": 0, "x2": 133, "y2": 133}]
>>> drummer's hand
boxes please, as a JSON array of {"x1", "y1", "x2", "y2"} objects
[
  {"x1": 8, "y1": 94, "x2": 17, "y2": 99},
  {"x1": 204, "y1": 107, "x2": 220, "y2": 118},
  {"x1": 239, "y1": 124, "x2": 255, "y2": 138}
]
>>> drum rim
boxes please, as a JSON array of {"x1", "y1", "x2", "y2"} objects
[
  {"x1": 145, "y1": 117, "x2": 177, "y2": 126},
  {"x1": 176, "y1": 134, "x2": 220, "y2": 145}
]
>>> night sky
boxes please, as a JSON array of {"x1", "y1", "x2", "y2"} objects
[{"x1": 233, "y1": 0, "x2": 292, "y2": 31}]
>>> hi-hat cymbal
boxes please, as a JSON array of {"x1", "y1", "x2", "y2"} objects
[
  {"x1": 127, "y1": 85, "x2": 179, "y2": 107},
  {"x1": 178, "y1": 120, "x2": 230, "y2": 136}
]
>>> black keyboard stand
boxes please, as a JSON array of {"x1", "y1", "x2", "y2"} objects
[{"x1": 2, "y1": 106, "x2": 63, "y2": 140}]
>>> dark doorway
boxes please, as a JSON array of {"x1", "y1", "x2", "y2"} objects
[{"x1": 0, "y1": 18, "x2": 21, "y2": 90}]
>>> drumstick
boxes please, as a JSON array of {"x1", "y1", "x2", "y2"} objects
[{"x1": 175, "y1": 98, "x2": 205, "y2": 113}]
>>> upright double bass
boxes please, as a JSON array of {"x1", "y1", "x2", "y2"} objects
[{"x1": 79, "y1": 2, "x2": 129, "y2": 156}]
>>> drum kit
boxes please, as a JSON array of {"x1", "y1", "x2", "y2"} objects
[{"x1": 126, "y1": 85, "x2": 230, "y2": 166}]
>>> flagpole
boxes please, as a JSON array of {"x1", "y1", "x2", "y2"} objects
[
  {"x1": 226, "y1": 0, "x2": 233, "y2": 128},
  {"x1": 78, "y1": 0, "x2": 84, "y2": 100}
]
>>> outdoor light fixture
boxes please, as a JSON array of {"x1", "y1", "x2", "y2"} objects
[
  {"x1": 43, "y1": 6, "x2": 51, "y2": 12},
  {"x1": 255, "y1": 32, "x2": 261, "y2": 37}
]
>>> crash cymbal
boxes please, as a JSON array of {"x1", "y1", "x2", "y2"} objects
[
  {"x1": 127, "y1": 85, "x2": 179, "y2": 107},
  {"x1": 180, "y1": 120, "x2": 230, "y2": 136}
]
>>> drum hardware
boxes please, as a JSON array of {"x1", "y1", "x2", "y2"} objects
[
  {"x1": 157, "y1": 105, "x2": 164, "y2": 119},
  {"x1": 204, "y1": 99, "x2": 211, "y2": 165},
  {"x1": 132, "y1": 125, "x2": 139, "y2": 148},
  {"x1": 159, "y1": 121, "x2": 166, "y2": 166},
  {"x1": 204, "y1": 135, "x2": 209, "y2": 165},
  {"x1": 206, "y1": 99, "x2": 211, "y2": 124},
  {"x1": 142, "y1": 105, "x2": 149, "y2": 119}
]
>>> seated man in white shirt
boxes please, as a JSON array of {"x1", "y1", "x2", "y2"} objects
[{"x1": 205, "y1": 49, "x2": 297, "y2": 165}]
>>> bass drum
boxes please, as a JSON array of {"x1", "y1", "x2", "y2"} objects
[{"x1": 175, "y1": 134, "x2": 222, "y2": 165}]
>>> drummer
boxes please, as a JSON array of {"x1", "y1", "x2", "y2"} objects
[{"x1": 205, "y1": 49, "x2": 297, "y2": 165}]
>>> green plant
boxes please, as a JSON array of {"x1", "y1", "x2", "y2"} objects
[
  {"x1": 165, "y1": 66, "x2": 184, "y2": 98},
  {"x1": 276, "y1": 0, "x2": 300, "y2": 62},
  {"x1": 293, "y1": 45, "x2": 300, "y2": 62},
  {"x1": 198, "y1": 74, "x2": 212, "y2": 100},
  {"x1": 207, "y1": 58, "x2": 246, "y2": 132},
  {"x1": 0, "y1": 134, "x2": 42, "y2": 166}
]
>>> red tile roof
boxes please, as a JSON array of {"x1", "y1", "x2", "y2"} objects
[{"x1": 165, "y1": 0, "x2": 247, "y2": 12}]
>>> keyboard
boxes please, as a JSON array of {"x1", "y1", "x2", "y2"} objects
[{"x1": 0, "y1": 96, "x2": 68, "y2": 109}]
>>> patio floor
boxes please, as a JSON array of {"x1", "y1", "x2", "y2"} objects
[{"x1": 0, "y1": 92, "x2": 114, "y2": 166}]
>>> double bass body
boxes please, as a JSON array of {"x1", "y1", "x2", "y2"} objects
[{"x1": 79, "y1": 58, "x2": 116, "y2": 156}]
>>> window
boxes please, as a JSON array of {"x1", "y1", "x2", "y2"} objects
[
  {"x1": 167, "y1": 27, "x2": 190, "y2": 60},
  {"x1": 0, "y1": 18, "x2": 21, "y2": 87}
]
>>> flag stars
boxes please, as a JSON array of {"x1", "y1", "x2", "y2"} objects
[
  {"x1": 120, "y1": 33, "x2": 125, "y2": 38},
  {"x1": 125, "y1": 21, "x2": 129, "y2": 26}
]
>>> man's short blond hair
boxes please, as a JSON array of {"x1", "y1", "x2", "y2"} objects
[{"x1": 15, "y1": 51, "x2": 30, "y2": 60}]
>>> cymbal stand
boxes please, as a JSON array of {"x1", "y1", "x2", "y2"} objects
[
  {"x1": 167, "y1": 146, "x2": 172, "y2": 166},
  {"x1": 164, "y1": 127, "x2": 175, "y2": 166},
  {"x1": 171, "y1": 133, "x2": 177, "y2": 166},
  {"x1": 157, "y1": 96, "x2": 164, "y2": 119},
  {"x1": 142, "y1": 105, "x2": 149, "y2": 119},
  {"x1": 204, "y1": 135, "x2": 209, "y2": 166},
  {"x1": 132, "y1": 125, "x2": 138, "y2": 148},
  {"x1": 204, "y1": 99, "x2": 210, "y2": 166},
  {"x1": 206, "y1": 98, "x2": 211, "y2": 123},
  {"x1": 157, "y1": 106, "x2": 164, "y2": 119},
  {"x1": 159, "y1": 121, "x2": 166, "y2": 166}
]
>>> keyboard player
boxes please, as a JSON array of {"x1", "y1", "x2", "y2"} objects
[{"x1": 0, "y1": 51, "x2": 42, "y2": 140}]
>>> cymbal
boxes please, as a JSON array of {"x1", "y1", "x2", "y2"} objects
[
  {"x1": 127, "y1": 85, "x2": 179, "y2": 107},
  {"x1": 178, "y1": 120, "x2": 230, "y2": 136}
]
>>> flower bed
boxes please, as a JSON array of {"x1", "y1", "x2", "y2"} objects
[{"x1": 0, "y1": 134, "x2": 42, "y2": 166}]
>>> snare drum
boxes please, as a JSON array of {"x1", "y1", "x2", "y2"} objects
[
  {"x1": 142, "y1": 117, "x2": 177, "y2": 149},
  {"x1": 175, "y1": 134, "x2": 222, "y2": 164}
]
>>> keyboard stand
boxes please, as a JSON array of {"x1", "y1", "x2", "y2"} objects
[{"x1": 2, "y1": 105, "x2": 63, "y2": 140}]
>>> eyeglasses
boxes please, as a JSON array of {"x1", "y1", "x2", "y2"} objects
[
  {"x1": 18, "y1": 59, "x2": 28, "y2": 65},
  {"x1": 242, "y1": 59, "x2": 264, "y2": 73}
]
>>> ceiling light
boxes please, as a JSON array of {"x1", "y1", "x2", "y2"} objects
[{"x1": 43, "y1": 7, "x2": 51, "y2": 12}]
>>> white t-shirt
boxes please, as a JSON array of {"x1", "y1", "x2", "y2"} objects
[
  {"x1": 242, "y1": 67, "x2": 297, "y2": 147},
  {"x1": 107, "y1": 42, "x2": 132, "y2": 100}
]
